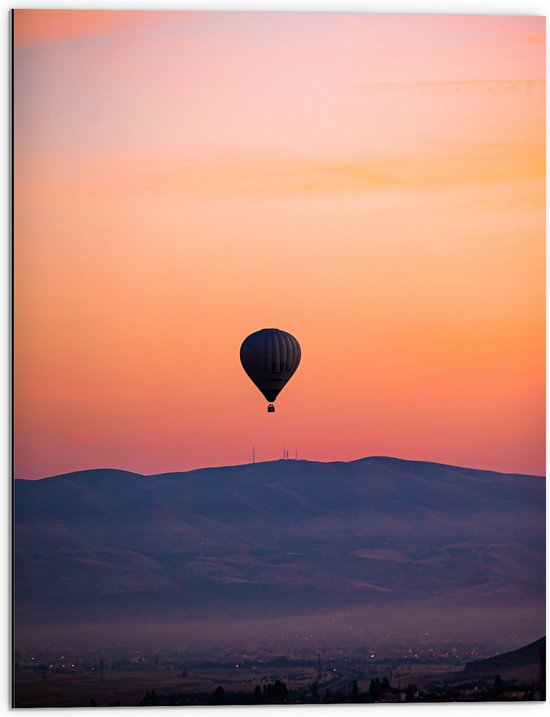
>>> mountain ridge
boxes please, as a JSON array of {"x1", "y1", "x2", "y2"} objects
[
  {"x1": 15, "y1": 456, "x2": 545, "y2": 651},
  {"x1": 16, "y1": 455, "x2": 545, "y2": 483}
]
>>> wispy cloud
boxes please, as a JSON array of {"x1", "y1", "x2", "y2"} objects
[
  {"x1": 47, "y1": 139, "x2": 542, "y2": 200},
  {"x1": 341, "y1": 78, "x2": 545, "y2": 95}
]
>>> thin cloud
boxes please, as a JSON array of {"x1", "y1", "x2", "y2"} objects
[
  {"x1": 91, "y1": 140, "x2": 545, "y2": 199},
  {"x1": 16, "y1": 139, "x2": 544, "y2": 202},
  {"x1": 341, "y1": 78, "x2": 545, "y2": 95}
]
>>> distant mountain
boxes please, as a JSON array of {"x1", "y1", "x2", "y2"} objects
[
  {"x1": 432, "y1": 636, "x2": 547, "y2": 686},
  {"x1": 463, "y1": 636, "x2": 545, "y2": 677},
  {"x1": 413, "y1": 636, "x2": 545, "y2": 688},
  {"x1": 14, "y1": 457, "x2": 545, "y2": 650}
]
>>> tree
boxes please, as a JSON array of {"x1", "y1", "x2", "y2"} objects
[
  {"x1": 273, "y1": 680, "x2": 288, "y2": 701},
  {"x1": 368, "y1": 677, "x2": 382, "y2": 700},
  {"x1": 213, "y1": 686, "x2": 225, "y2": 704},
  {"x1": 351, "y1": 679, "x2": 359, "y2": 701}
]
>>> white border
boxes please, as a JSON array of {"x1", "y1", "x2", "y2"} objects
[{"x1": 4, "y1": 1, "x2": 548, "y2": 716}]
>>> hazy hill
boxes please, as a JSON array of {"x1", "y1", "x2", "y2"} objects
[
  {"x1": 14, "y1": 457, "x2": 545, "y2": 651},
  {"x1": 462, "y1": 636, "x2": 545, "y2": 679},
  {"x1": 412, "y1": 636, "x2": 545, "y2": 689},
  {"x1": 425, "y1": 636, "x2": 547, "y2": 687}
]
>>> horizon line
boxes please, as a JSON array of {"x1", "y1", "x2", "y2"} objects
[{"x1": 14, "y1": 454, "x2": 546, "y2": 482}]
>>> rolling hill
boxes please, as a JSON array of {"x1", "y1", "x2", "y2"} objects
[{"x1": 14, "y1": 457, "x2": 545, "y2": 651}]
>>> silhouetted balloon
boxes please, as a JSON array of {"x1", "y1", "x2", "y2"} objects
[{"x1": 240, "y1": 329, "x2": 301, "y2": 409}]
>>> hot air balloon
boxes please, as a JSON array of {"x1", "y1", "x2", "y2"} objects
[{"x1": 240, "y1": 328, "x2": 301, "y2": 412}]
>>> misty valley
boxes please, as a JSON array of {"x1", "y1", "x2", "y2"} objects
[{"x1": 14, "y1": 457, "x2": 545, "y2": 706}]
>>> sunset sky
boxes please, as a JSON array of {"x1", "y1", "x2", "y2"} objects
[{"x1": 14, "y1": 11, "x2": 545, "y2": 479}]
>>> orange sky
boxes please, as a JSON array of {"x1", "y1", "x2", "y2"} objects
[{"x1": 14, "y1": 11, "x2": 545, "y2": 478}]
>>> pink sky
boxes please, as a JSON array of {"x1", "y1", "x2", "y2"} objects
[{"x1": 14, "y1": 11, "x2": 545, "y2": 478}]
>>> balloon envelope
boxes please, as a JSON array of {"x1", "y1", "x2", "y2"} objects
[{"x1": 240, "y1": 328, "x2": 301, "y2": 403}]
